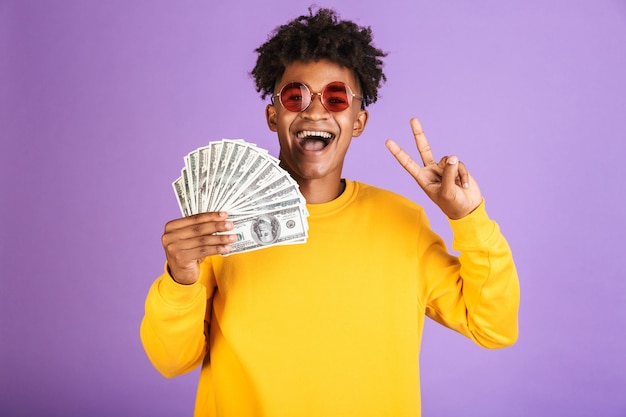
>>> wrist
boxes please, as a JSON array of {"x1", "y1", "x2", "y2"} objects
[{"x1": 167, "y1": 265, "x2": 197, "y2": 286}]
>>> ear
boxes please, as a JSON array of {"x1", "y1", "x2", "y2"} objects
[
  {"x1": 266, "y1": 104, "x2": 278, "y2": 132},
  {"x1": 352, "y1": 109, "x2": 369, "y2": 138}
]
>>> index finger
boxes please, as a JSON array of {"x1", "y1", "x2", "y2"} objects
[
  {"x1": 410, "y1": 117, "x2": 436, "y2": 166},
  {"x1": 164, "y1": 211, "x2": 229, "y2": 233}
]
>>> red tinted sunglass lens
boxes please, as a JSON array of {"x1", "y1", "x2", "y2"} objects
[
  {"x1": 280, "y1": 82, "x2": 310, "y2": 112},
  {"x1": 322, "y1": 82, "x2": 350, "y2": 112}
]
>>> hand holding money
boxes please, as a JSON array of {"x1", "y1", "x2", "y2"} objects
[
  {"x1": 161, "y1": 212, "x2": 236, "y2": 285},
  {"x1": 171, "y1": 139, "x2": 309, "y2": 257}
]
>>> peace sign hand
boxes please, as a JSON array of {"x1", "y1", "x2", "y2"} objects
[{"x1": 385, "y1": 118, "x2": 483, "y2": 220}]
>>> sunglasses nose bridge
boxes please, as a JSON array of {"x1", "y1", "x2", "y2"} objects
[{"x1": 302, "y1": 91, "x2": 328, "y2": 113}]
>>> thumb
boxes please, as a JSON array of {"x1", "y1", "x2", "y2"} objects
[{"x1": 441, "y1": 156, "x2": 460, "y2": 197}]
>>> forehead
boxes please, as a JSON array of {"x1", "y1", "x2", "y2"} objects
[{"x1": 277, "y1": 59, "x2": 359, "y2": 91}]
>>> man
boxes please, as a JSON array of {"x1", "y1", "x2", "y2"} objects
[{"x1": 141, "y1": 7, "x2": 520, "y2": 417}]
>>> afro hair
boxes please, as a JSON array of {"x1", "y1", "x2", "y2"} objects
[{"x1": 251, "y1": 7, "x2": 387, "y2": 107}]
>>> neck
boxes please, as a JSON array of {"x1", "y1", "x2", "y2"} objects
[{"x1": 296, "y1": 177, "x2": 346, "y2": 204}]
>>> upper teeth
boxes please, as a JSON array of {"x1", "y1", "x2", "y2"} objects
[{"x1": 298, "y1": 131, "x2": 333, "y2": 139}]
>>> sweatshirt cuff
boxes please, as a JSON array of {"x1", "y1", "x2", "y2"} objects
[
  {"x1": 156, "y1": 263, "x2": 205, "y2": 307},
  {"x1": 448, "y1": 200, "x2": 499, "y2": 249}
]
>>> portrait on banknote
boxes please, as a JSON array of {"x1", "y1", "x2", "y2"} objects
[{"x1": 251, "y1": 215, "x2": 280, "y2": 245}]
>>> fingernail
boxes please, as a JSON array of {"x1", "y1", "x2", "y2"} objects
[
  {"x1": 448, "y1": 156, "x2": 458, "y2": 165},
  {"x1": 463, "y1": 182, "x2": 469, "y2": 189}
]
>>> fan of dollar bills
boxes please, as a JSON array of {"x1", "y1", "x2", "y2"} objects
[{"x1": 172, "y1": 139, "x2": 309, "y2": 255}]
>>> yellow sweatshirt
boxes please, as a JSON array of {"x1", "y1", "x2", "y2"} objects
[{"x1": 141, "y1": 180, "x2": 520, "y2": 417}]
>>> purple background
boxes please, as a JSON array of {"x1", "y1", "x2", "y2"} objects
[{"x1": 2, "y1": 1, "x2": 625, "y2": 416}]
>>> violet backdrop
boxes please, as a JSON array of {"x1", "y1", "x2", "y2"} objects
[{"x1": 1, "y1": 0, "x2": 625, "y2": 416}]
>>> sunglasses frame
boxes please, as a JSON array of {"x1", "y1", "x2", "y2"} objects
[{"x1": 272, "y1": 81, "x2": 364, "y2": 113}]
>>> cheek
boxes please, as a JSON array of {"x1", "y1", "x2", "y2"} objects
[
  {"x1": 338, "y1": 114, "x2": 359, "y2": 133},
  {"x1": 276, "y1": 111, "x2": 297, "y2": 131}
]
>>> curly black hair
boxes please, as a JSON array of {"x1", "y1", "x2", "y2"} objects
[{"x1": 250, "y1": 7, "x2": 387, "y2": 107}]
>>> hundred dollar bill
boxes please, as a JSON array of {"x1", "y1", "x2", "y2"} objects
[
  {"x1": 186, "y1": 150, "x2": 200, "y2": 214},
  {"x1": 212, "y1": 139, "x2": 247, "y2": 209},
  {"x1": 197, "y1": 145, "x2": 211, "y2": 213},
  {"x1": 206, "y1": 141, "x2": 223, "y2": 212},
  {"x1": 181, "y1": 167, "x2": 194, "y2": 215},
  {"x1": 217, "y1": 144, "x2": 258, "y2": 209},
  {"x1": 231, "y1": 182, "x2": 303, "y2": 214},
  {"x1": 172, "y1": 176, "x2": 191, "y2": 217},
  {"x1": 226, "y1": 161, "x2": 292, "y2": 209},
  {"x1": 229, "y1": 196, "x2": 304, "y2": 216},
  {"x1": 220, "y1": 154, "x2": 272, "y2": 209},
  {"x1": 210, "y1": 141, "x2": 233, "y2": 211},
  {"x1": 223, "y1": 205, "x2": 309, "y2": 255}
]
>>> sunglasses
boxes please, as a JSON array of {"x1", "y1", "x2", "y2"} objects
[{"x1": 272, "y1": 81, "x2": 364, "y2": 113}]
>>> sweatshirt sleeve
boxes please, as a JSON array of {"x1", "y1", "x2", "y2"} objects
[
  {"x1": 420, "y1": 200, "x2": 520, "y2": 348},
  {"x1": 140, "y1": 261, "x2": 216, "y2": 378}
]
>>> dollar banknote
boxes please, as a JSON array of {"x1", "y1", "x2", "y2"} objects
[
  {"x1": 172, "y1": 139, "x2": 309, "y2": 254},
  {"x1": 224, "y1": 205, "x2": 308, "y2": 255}
]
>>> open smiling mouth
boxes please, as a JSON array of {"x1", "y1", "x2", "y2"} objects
[{"x1": 297, "y1": 130, "x2": 336, "y2": 151}]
